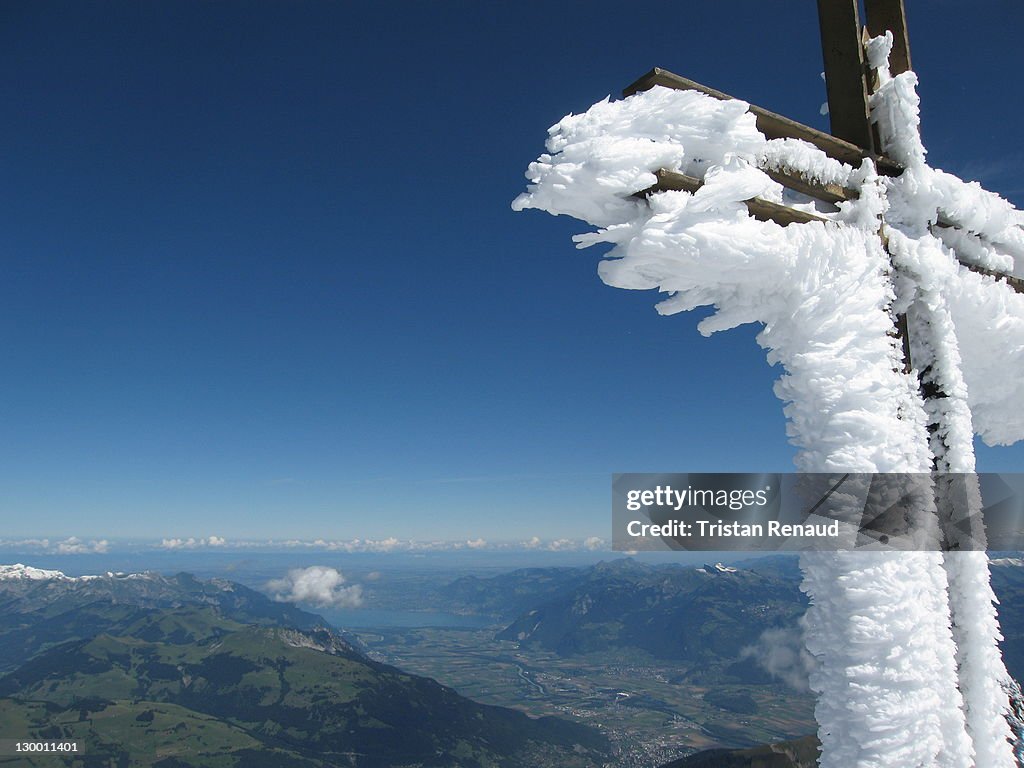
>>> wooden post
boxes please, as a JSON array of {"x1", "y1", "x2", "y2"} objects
[
  {"x1": 817, "y1": 0, "x2": 875, "y2": 152},
  {"x1": 864, "y1": 0, "x2": 912, "y2": 75},
  {"x1": 598, "y1": 3, "x2": 1024, "y2": 760}
]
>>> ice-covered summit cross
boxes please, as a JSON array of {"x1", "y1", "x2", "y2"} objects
[{"x1": 514, "y1": 1, "x2": 1024, "y2": 766}]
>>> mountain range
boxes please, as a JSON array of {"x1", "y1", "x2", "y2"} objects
[
  {"x1": 0, "y1": 564, "x2": 609, "y2": 768},
  {"x1": 441, "y1": 559, "x2": 806, "y2": 686},
  {"x1": 7, "y1": 555, "x2": 1024, "y2": 767},
  {"x1": 442, "y1": 556, "x2": 1024, "y2": 685},
  {"x1": 442, "y1": 556, "x2": 1024, "y2": 768},
  {"x1": 496, "y1": 560, "x2": 804, "y2": 666}
]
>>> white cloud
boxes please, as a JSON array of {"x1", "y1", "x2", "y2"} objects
[
  {"x1": 54, "y1": 537, "x2": 109, "y2": 554},
  {"x1": 0, "y1": 538, "x2": 50, "y2": 550},
  {"x1": 150, "y1": 536, "x2": 607, "y2": 554},
  {"x1": 319, "y1": 537, "x2": 406, "y2": 553},
  {"x1": 0, "y1": 537, "x2": 108, "y2": 554},
  {"x1": 160, "y1": 537, "x2": 196, "y2": 549},
  {"x1": 546, "y1": 538, "x2": 575, "y2": 551},
  {"x1": 160, "y1": 536, "x2": 224, "y2": 550},
  {"x1": 266, "y1": 566, "x2": 364, "y2": 608},
  {"x1": 366, "y1": 537, "x2": 401, "y2": 552}
]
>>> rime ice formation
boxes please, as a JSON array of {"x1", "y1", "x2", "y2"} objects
[
  {"x1": 515, "y1": 34, "x2": 1023, "y2": 768},
  {"x1": 868, "y1": 34, "x2": 1018, "y2": 768}
]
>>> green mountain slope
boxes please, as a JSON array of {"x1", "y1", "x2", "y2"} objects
[
  {"x1": 0, "y1": 568, "x2": 331, "y2": 675},
  {"x1": 0, "y1": 697, "x2": 323, "y2": 768},
  {"x1": 0, "y1": 568, "x2": 609, "y2": 768}
]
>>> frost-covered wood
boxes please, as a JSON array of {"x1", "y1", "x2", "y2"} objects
[
  {"x1": 624, "y1": 67, "x2": 902, "y2": 175},
  {"x1": 514, "y1": 33, "x2": 1023, "y2": 766}
]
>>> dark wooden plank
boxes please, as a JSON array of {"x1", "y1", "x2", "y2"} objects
[
  {"x1": 640, "y1": 168, "x2": 702, "y2": 195},
  {"x1": 894, "y1": 313, "x2": 913, "y2": 373},
  {"x1": 623, "y1": 68, "x2": 902, "y2": 176},
  {"x1": 641, "y1": 169, "x2": 829, "y2": 227},
  {"x1": 817, "y1": 0, "x2": 875, "y2": 151},
  {"x1": 747, "y1": 197, "x2": 828, "y2": 227},
  {"x1": 933, "y1": 215, "x2": 1024, "y2": 266},
  {"x1": 762, "y1": 168, "x2": 854, "y2": 205},
  {"x1": 956, "y1": 262, "x2": 1024, "y2": 295},
  {"x1": 624, "y1": 68, "x2": 731, "y2": 101},
  {"x1": 865, "y1": 0, "x2": 912, "y2": 75}
]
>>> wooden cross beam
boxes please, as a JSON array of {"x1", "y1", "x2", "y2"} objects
[
  {"x1": 516, "y1": 2, "x2": 1023, "y2": 763},
  {"x1": 518, "y1": 4, "x2": 1023, "y2": 759},
  {"x1": 623, "y1": 68, "x2": 901, "y2": 175},
  {"x1": 632, "y1": 169, "x2": 1024, "y2": 296},
  {"x1": 623, "y1": 4, "x2": 1023, "y2": 298},
  {"x1": 625, "y1": 0, "x2": 1024, "y2": 494}
]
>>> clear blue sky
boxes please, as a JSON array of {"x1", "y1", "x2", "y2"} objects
[{"x1": 1, "y1": 1, "x2": 1021, "y2": 542}]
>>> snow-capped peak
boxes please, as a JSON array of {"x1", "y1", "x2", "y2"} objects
[
  {"x1": 0, "y1": 563, "x2": 145, "y2": 582},
  {"x1": 990, "y1": 558, "x2": 1024, "y2": 568},
  {"x1": 0, "y1": 563, "x2": 73, "y2": 581},
  {"x1": 698, "y1": 562, "x2": 738, "y2": 574}
]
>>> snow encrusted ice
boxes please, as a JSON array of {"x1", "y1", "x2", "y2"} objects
[
  {"x1": 870, "y1": 35, "x2": 1018, "y2": 767},
  {"x1": 515, "y1": 36, "x2": 1023, "y2": 768},
  {"x1": 513, "y1": 88, "x2": 935, "y2": 476},
  {"x1": 949, "y1": 272, "x2": 1024, "y2": 447}
]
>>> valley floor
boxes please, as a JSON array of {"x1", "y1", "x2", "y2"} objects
[{"x1": 351, "y1": 625, "x2": 816, "y2": 768}]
